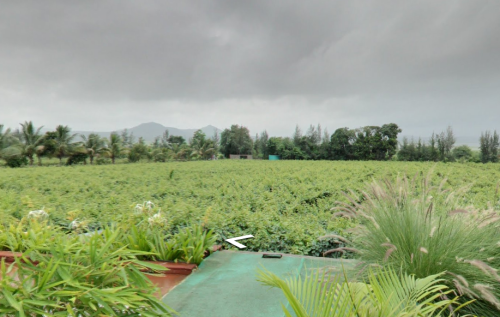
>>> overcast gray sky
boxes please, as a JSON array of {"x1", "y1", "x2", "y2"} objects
[{"x1": 1, "y1": 1, "x2": 499, "y2": 138}]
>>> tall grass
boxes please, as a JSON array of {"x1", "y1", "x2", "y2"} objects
[{"x1": 334, "y1": 173, "x2": 500, "y2": 316}]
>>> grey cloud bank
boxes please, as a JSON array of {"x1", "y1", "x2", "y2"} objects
[{"x1": 1, "y1": 1, "x2": 499, "y2": 139}]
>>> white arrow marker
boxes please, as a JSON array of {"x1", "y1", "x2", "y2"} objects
[{"x1": 225, "y1": 235, "x2": 254, "y2": 249}]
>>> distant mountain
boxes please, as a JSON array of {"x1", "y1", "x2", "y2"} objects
[{"x1": 74, "y1": 122, "x2": 222, "y2": 142}]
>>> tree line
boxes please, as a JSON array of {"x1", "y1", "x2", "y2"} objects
[
  {"x1": 397, "y1": 126, "x2": 499, "y2": 163},
  {"x1": 0, "y1": 122, "x2": 228, "y2": 167},
  {"x1": 0, "y1": 121, "x2": 498, "y2": 167}
]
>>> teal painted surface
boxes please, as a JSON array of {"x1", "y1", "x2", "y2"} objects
[
  {"x1": 163, "y1": 251, "x2": 352, "y2": 317},
  {"x1": 269, "y1": 155, "x2": 280, "y2": 160}
]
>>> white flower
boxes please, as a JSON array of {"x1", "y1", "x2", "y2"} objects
[
  {"x1": 134, "y1": 204, "x2": 144, "y2": 214},
  {"x1": 134, "y1": 201, "x2": 156, "y2": 214},
  {"x1": 28, "y1": 209, "x2": 49, "y2": 220},
  {"x1": 148, "y1": 211, "x2": 166, "y2": 227},
  {"x1": 70, "y1": 219, "x2": 81, "y2": 230},
  {"x1": 145, "y1": 201, "x2": 155, "y2": 210}
]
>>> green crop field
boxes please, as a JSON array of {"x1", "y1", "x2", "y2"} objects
[{"x1": 1, "y1": 161, "x2": 499, "y2": 255}]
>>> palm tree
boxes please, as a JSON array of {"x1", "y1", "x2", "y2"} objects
[
  {"x1": 0, "y1": 124, "x2": 22, "y2": 163},
  {"x1": 0, "y1": 124, "x2": 12, "y2": 151},
  {"x1": 105, "y1": 133, "x2": 123, "y2": 164},
  {"x1": 81, "y1": 133, "x2": 106, "y2": 165},
  {"x1": 19, "y1": 121, "x2": 45, "y2": 166},
  {"x1": 191, "y1": 140, "x2": 215, "y2": 160},
  {"x1": 52, "y1": 125, "x2": 80, "y2": 166}
]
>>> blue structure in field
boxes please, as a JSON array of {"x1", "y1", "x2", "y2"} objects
[{"x1": 269, "y1": 155, "x2": 280, "y2": 161}]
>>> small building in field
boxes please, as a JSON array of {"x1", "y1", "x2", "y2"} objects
[{"x1": 229, "y1": 154, "x2": 253, "y2": 160}]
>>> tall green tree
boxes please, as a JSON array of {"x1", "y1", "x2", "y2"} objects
[
  {"x1": 167, "y1": 135, "x2": 186, "y2": 146},
  {"x1": 352, "y1": 124, "x2": 401, "y2": 161},
  {"x1": 480, "y1": 130, "x2": 499, "y2": 163},
  {"x1": 259, "y1": 130, "x2": 269, "y2": 159},
  {"x1": 330, "y1": 128, "x2": 356, "y2": 160},
  {"x1": 128, "y1": 137, "x2": 149, "y2": 162},
  {"x1": 0, "y1": 124, "x2": 13, "y2": 151},
  {"x1": 379, "y1": 123, "x2": 402, "y2": 160},
  {"x1": 292, "y1": 125, "x2": 302, "y2": 146},
  {"x1": 211, "y1": 129, "x2": 220, "y2": 155},
  {"x1": 18, "y1": 121, "x2": 45, "y2": 166},
  {"x1": 105, "y1": 133, "x2": 123, "y2": 164},
  {"x1": 190, "y1": 130, "x2": 215, "y2": 160},
  {"x1": 81, "y1": 133, "x2": 107, "y2": 165},
  {"x1": 436, "y1": 126, "x2": 455, "y2": 161},
  {"x1": 51, "y1": 125, "x2": 81, "y2": 166},
  {"x1": 220, "y1": 125, "x2": 253, "y2": 158}
]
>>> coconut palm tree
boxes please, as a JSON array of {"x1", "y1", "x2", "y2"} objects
[
  {"x1": 191, "y1": 140, "x2": 215, "y2": 160},
  {"x1": 52, "y1": 125, "x2": 81, "y2": 166},
  {"x1": 81, "y1": 133, "x2": 107, "y2": 165},
  {"x1": 105, "y1": 132, "x2": 123, "y2": 164},
  {"x1": 0, "y1": 124, "x2": 12, "y2": 151},
  {"x1": 18, "y1": 121, "x2": 45, "y2": 166}
]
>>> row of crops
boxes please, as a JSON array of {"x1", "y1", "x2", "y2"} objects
[{"x1": 1, "y1": 161, "x2": 500, "y2": 256}]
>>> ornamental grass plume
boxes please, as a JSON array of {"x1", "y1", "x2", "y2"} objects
[{"x1": 331, "y1": 172, "x2": 500, "y2": 317}]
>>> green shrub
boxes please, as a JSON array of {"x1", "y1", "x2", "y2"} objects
[
  {"x1": 0, "y1": 229, "x2": 174, "y2": 316},
  {"x1": 95, "y1": 156, "x2": 111, "y2": 165},
  {"x1": 5, "y1": 155, "x2": 28, "y2": 168},
  {"x1": 123, "y1": 223, "x2": 216, "y2": 265},
  {"x1": 336, "y1": 174, "x2": 500, "y2": 316},
  {"x1": 66, "y1": 152, "x2": 88, "y2": 165},
  {"x1": 1, "y1": 217, "x2": 78, "y2": 254}
]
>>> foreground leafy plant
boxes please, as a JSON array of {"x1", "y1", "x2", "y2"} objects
[
  {"x1": 334, "y1": 173, "x2": 500, "y2": 316},
  {"x1": 0, "y1": 229, "x2": 174, "y2": 316},
  {"x1": 124, "y1": 223, "x2": 216, "y2": 265},
  {"x1": 1, "y1": 217, "x2": 78, "y2": 254},
  {"x1": 257, "y1": 265, "x2": 469, "y2": 317}
]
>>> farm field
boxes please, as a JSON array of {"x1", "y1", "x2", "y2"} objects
[{"x1": 1, "y1": 160, "x2": 499, "y2": 256}]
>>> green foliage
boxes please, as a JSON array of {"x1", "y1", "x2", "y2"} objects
[
  {"x1": 66, "y1": 151, "x2": 88, "y2": 165},
  {"x1": 81, "y1": 133, "x2": 107, "y2": 165},
  {"x1": 52, "y1": 125, "x2": 82, "y2": 165},
  {"x1": 1, "y1": 218, "x2": 76, "y2": 254},
  {"x1": 331, "y1": 127, "x2": 356, "y2": 160},
  {"x1": 1, "y1": 161, "x2": 500, "y2": 256},
  {"x1": 257, "y1": 265, "x2": 468, "y2": 317},
  {"x1": 480, "y1": 130, "x2": 499, "y2": 163},
  {"x1": 220, "y1": 124, "x2": 254, "y2": 157},
  {"x1": 339, "y1": 174, "x2": 500, "y2": 316},
  {"x1": 5, "y1": 155, "x2": 28, "y2": 168},
  {"x1": 18, "y1": 121, "x2": 45, "y2": 166},
  {"x1": 123, "y1": 223, "x2": 216, "y2": 265},
  {"x1": 398, "y1": 128, "x2": 459, "y2": 162},
  {"x1": 95, "y1": 156, "x2": 111, "y2": 165},
  {"x1": 0, "y1": 229, "x2": 174, "y2": 316},
  {"x1": 106, "y1": 132, "x2": 124, "y2": 164},
  {"x1": 128, "y1": 138, "x2": 149, "y2": 162},
  {"x1": 452, "y1": 145, "x2": 473, "y2": 162},
  {"x1": 352, "y1": 124, "x2": 401, "y2": 161}
]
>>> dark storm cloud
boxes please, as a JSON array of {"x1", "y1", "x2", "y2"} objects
[{"x1": 1, "y1": 1, "x2": 500, "y2": 136}]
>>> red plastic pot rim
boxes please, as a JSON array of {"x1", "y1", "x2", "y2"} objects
[{"x1": 0, "y1": 251, "x2": 24, "y2": 263}]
